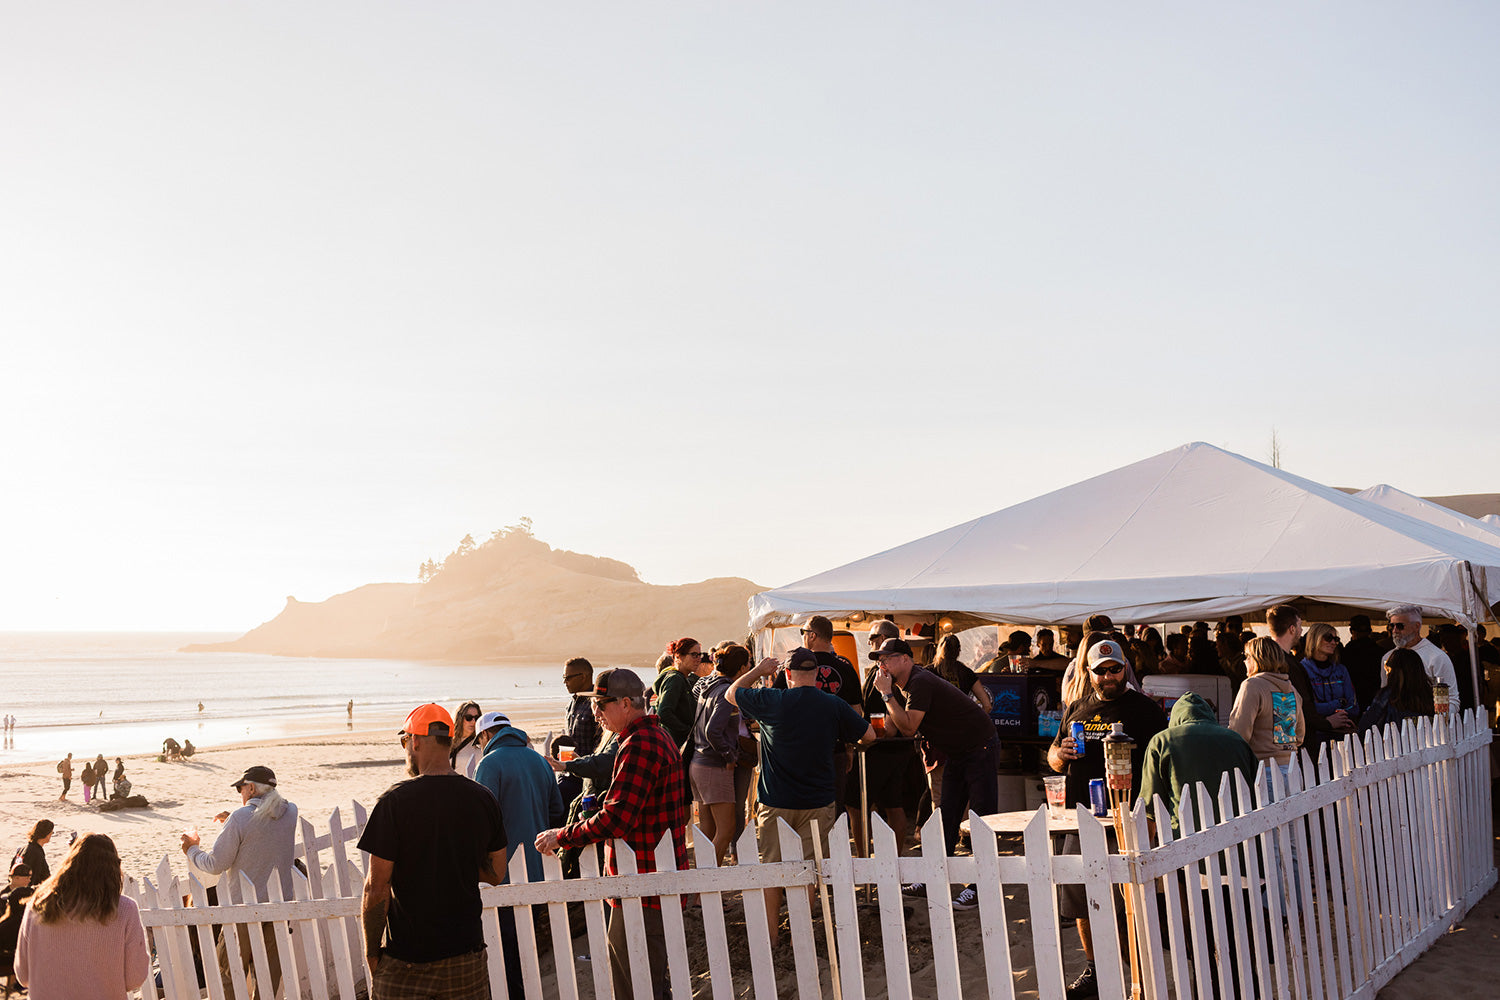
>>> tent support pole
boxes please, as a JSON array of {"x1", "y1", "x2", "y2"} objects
[{"x1": 1468, "y1": 626, "x2": 1484, "y2": 715}]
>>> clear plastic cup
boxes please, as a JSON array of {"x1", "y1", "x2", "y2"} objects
[{"x1": 1044, "y1": 775, "x2": 1067, "y2": 820}]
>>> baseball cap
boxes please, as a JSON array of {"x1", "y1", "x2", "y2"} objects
[
  {"x1": 1087, "y1": 640, "x2": 1130, "y2": 670},
  {"x1": 1084, "y1": 613, "x2": 1114, "y2": 634},
  {"x1": 232, "y1": 765, "x2": 277, "y2": 790},
  {"x1": 399, "y1": 703, "x2": 453, "y2": 738},
  {"x1": 786, "y1": 647, "x2": 818, "y2": 670},
  {"x1": 475, "y1": 710, "x2": 510, "y2": 734},
  {"x1": 10, "y1": 862, "x2": 32, "y2": 877},
  {"x1": 869, "y1": 637, "x2": 914, "y2": 661},
  {"x1": 594, "y1": 667, "x2": 645, "y2": 700}
]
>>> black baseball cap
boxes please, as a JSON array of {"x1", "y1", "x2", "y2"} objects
[
  {"x1": 232, "y1": 765, "x2": 276, "y2": 790},
  {"x1": 868, "y1": 637, "x2": 914, "y2": 661}
]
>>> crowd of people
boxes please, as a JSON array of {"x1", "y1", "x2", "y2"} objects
[
  {"x1": 3, "y1": 603, "x2": 1488, "y2": 1000},
  {"x1": 53, "y1": 753, "x2": 131, "y2": 806}
]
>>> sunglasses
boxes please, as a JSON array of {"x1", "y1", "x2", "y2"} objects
[
  {"x1": 400, "y1": 733, "x2": 414, "y2": 749},
  {"x1": 462, "y1": 713, "x2": 480, "y2": 722},
  {"x1": 1390, "y1": 622, "x2": 1412, "y2": 630},
  {"x1": 593, "y1": 697, "x2": 617, "y2": 709},
  {"x1": 1089, "y1": 663, "x2": 1125, "y2": 677}
]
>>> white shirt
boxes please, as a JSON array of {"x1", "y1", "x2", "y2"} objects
[{"x1": 1380, "y1": 637, "x2": 1458, "y2": 693}]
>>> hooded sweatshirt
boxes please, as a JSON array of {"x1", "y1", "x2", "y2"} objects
[
  {"x1": 1228, "y1": 671, "x2": 1305, "y2": 765},
  {"x1": 473, "y1": 724, "x2": 566, "y2": 884},
  {"x1": 1139, "y1": 693, "x2": 1258, "y2": 834}
]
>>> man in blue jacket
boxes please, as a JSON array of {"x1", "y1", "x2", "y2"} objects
[{"x1": 472, "y1": 710, "x2": 566, "y2": 998}]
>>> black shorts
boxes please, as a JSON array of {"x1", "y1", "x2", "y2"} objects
[{"x1": 856, "y1": 742, "x2": 922, "y2": 810}]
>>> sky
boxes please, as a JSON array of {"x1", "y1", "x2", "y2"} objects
[{"x1": 2, "y1": 3, "x2": 1497, "y2": 630}]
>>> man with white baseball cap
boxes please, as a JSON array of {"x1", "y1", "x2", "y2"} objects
[{"x1": 1047, "y1": 640, "x2": 1169, "y2": 999}]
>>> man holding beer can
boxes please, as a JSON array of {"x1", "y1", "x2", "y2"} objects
[{"x1": 1045, "y1": 638, "x2": 1169, "y2": 1000}]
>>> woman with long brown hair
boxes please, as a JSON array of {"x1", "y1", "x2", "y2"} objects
[
  {"x1": 449, "y1": 700, "x2": 484, "y2": 778},
  {"x1": 15, "y1": 833, "x2": 148, "y2": 999}
]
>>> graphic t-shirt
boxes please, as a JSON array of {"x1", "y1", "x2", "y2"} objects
[
  {"x1": 357, "y1": 773, "x2": 507, "y2": 963},
  {"x1": 1270, "y1": 692, "x2": 1299, "y2": 749},
  {"x1": 1053, "y1": 690, "x2": 1170, "y2": 808}
]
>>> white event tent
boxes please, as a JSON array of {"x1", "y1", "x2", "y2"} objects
[
  {"x1": 749, "y1": 443, "x2": 1500, "y2": 640},
  {"x1": 1355, "y1": 483, "x2": 1500, "y2": 549}
]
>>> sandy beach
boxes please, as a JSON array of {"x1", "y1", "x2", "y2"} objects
[{"x1": 0, "y1": 705, "x2": 566, "y2": 881}]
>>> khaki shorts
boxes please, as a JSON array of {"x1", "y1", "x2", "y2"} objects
[{"x1": 757, "y1": 802, "x2": 836, "y2": 863}]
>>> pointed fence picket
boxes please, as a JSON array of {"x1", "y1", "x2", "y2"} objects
[{"x1": 131, "y1": 711, "x2": 1492, "y2": 1000}]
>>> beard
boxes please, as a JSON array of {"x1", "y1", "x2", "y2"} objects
[
  {"x1": 405, "y1": 749, "x2": 419, "y2": 777},
  {"x1": 1094, "y1": 675, "x2": 1126, "y2": 700}
]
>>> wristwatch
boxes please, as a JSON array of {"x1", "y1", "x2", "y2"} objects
[{"x1": 882, "y1": 692, "x2": 898, "y2": 702}]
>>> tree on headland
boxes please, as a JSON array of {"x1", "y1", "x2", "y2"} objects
[{"x1": 416, "y1": 517, "x2": 638, "y2": 587}]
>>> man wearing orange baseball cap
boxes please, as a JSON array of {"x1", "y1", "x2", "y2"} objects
[{"x1": 358, "y1": 704, "x2": 510, "y2": 999}]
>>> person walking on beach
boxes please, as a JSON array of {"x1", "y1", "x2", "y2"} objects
[
  {"x1": 14, "y1": 833, "x2": 149, "y2": 1000},
  {"x1": 182, "y1": 765, "x2": 298, "y2": 999},
  {"x1": 80, "y1": 760, "x2": 95, "y2": 806},
  {"x1": 730, "y1": 648, "x2": 875, "y2": 943},
  {"x1": 535, "y1": 668, "x2": 688, "y2": 1000},
  {"x1": 55, "y1": 755, "x2": 72, "y2": 802},
  {"x1": 359, "y1": 704, "x2": 508, "y2": 1000},
  {"x1": 91, "y1": 755, "x2": 108, "y2": 802}
]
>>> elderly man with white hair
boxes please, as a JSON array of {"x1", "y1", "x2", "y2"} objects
[
  {"x1": 1381, "y1": 604, "x2": 1458, "y2": 695},
  {"x1": 182, "y1": 765, "x2": 298, "y2": 999}
]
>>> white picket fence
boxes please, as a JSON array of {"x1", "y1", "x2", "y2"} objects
[{"x1": 131, "y1": 710, "x2": 1495, "y2": 1000}]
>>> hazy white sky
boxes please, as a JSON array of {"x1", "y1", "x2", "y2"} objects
[{"x1": 3, "y1": 3, "x2": 1497, "y2": 630}]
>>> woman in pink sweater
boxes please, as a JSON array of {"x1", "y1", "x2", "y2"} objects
[{"x1": 15, "y1": 833, "x2": 148, "y2": 1000}]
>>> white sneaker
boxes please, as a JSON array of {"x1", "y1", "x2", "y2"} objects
[{"x1": 952, "y1": 885, "x2": 979, "y2": 910}]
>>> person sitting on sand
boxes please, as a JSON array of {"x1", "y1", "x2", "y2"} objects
[{"x1": 162, "y1": 738, "x2": 181, "y2": 761}]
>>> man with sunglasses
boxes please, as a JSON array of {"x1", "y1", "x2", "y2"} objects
[
  {"x1": 1381, "y1": 604, "x2": 1457, "y2": 695},
  {"x1": 359, "y1": 703, "x2": 508, "y2": 1000},
  {"x1": 535, "y1": 668, "x2": 688, "y2": 1000},
  {"x1": 1047, "y1": 639, "x2": 1169, "y2": 1000}
]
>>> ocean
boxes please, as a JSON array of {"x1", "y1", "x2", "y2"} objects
[{"x1": 0, "y1": 633, "x2": 570, "y2": 766}]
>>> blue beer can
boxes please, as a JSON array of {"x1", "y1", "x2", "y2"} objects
[
  {"x1": 1071, "y1": 721, "x2": 1086, "y2": 750},
  {"x1": 1088, "y1": 778, "x2": 1108, "y2": 816}
]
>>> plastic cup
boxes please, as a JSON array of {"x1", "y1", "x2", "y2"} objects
[
  {"x1": 1044, "y1": 775, "x2": 1067, "y2": 820},
  {"x1": 558, "y1": 748, "x2": 576, "y2": 763},
  {"x1": 871, "y1": 714, "x2": 886, "y2": 736}
]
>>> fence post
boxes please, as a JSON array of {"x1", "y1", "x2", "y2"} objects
[
  {"x1": 967, "y1": 807, "x2": 1014, "y2": 1000},
  {"x1": 824, "y1": 814, "x2": 867, "y2": 1000},
  {"x1": 868, "y1": 812, "x2": 913, "y2": 1000},
  {"x1": 1023, "y1": 808, "x2": 1066, "y2": 1000}
]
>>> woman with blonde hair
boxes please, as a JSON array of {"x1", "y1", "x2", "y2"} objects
[
  {"x1": 15, "y1": 833, "x2": 148, "y2": 999},
  {"x1": 1228, "y1": 636, "x2": 1305, "y2": 772}
]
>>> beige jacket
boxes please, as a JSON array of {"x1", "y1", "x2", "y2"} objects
[{"x1": 1228, "y1": 672, "x2": 1305, "y2": 765}]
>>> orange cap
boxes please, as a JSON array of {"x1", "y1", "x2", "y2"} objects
[{"x1": 399, "y1": 703, "x2": 453, "y2": 738}]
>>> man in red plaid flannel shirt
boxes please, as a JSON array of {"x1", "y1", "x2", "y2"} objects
[{"x1": 536, "y1": 667, "x2": 687, "y2": 1000}]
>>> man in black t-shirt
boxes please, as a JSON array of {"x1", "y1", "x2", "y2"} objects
[
  {"x1": 1047, "y1": 639, "x2": 1169, "y2": 1000},
  {"x1": 359, "y1": 703, "x2": 509, "y2": 1000},
  {"x1": 872, "y1": 637, "x2": 998, "y2": 910}
]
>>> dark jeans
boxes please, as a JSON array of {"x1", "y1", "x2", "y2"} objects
[{"x1": 940, "y1": 736, "x2": 1000, "y2": 855}]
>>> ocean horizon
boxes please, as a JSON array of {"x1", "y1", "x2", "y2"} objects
[{"x1": 0, "y1": 632, "x2": 571, "y2": 766}]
